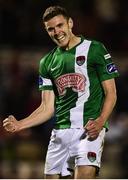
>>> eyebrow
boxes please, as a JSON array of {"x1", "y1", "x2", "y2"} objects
[{"x1": 46, "y1": 22, "x2": 64, "y2": 32}]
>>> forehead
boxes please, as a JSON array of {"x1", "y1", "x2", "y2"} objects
[{"x1": 44, "y1": 15, "x2": 67, "y2": 28}]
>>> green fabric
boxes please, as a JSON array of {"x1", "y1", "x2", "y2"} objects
[{"x1": 39, "y1": 36, "x2": 119, "y2": 129}]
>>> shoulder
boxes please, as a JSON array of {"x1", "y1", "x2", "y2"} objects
[
  {"x1": 39, "y1": 47, "x2": 58, "y2": 66},
  {"x1": 82, "y1": 37, "x2": 106, "y2": 53},
  {"x1": 89, "y1": 39, "x2": 105, "y2": 50},
  {"x1": 88, "y1": 39, "x2": 109, "y2": 57}
]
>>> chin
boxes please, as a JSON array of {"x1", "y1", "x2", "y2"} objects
[
  {"x1": 59, "y1": 41, "x2": 69, "y2": 48},
  {"x1": 54, "y1": 37, "x2": 69, "y2": 48}
]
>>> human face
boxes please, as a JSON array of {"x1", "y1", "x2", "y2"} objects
[{"x1": 44, "y1": 15, "x2": 73, "y2": 48}]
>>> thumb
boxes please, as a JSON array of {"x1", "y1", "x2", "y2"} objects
[
  {"x1": 85, "y1": 120, "x2": 94, "y2": 127},
  {"x1": 85, "y1": 120, "x2": 94, "y2": 130},
  {"x1": 8, "y1": 115, "x2": 15, "y2": 120}
]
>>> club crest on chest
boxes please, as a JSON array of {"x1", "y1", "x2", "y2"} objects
[{"x1": 76, "y1": 56, "x2": 86, "y2": 66}]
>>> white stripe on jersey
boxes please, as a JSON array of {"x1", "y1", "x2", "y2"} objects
[{"x1": 70, "y1": 40, "x2": 91, "y2": 128}]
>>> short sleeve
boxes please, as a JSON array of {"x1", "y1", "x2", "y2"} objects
[
  {"x1": 91, "y1": 41, "x2": 119, "y2": 82},
  {"x1": 39, "y1": 57, "x2": 53, "y2": 91}
]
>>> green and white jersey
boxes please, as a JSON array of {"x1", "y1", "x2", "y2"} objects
[{"x1": 39, "y1": 36, "x2": 119, "y2": 129}]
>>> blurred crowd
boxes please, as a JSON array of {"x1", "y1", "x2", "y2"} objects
[
  {"x1": 0, "y1": 0, "x2": 128, "y2": 178},
  {"x1": 0, "y1": 0, "x2": 127, "y2": 51}
]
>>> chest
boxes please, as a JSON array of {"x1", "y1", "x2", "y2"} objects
[{"x1": 50, "y1": 50, "x2": 89, "y2": 80}]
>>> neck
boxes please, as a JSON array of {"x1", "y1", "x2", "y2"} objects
[{"x1": 66, "y1": 34, "x2": 81, "y2": 50}]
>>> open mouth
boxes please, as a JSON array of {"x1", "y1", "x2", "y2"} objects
[{"x1": 56, "y1": 35, "x2": 66, "y2": 42}]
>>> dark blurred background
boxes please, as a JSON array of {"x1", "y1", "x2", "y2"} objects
[{"x1": 0, "y1": 0, "x2": 128, "y2": 178}]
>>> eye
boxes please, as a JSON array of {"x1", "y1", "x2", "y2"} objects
[
  {"x1": 57, "y1": 23, "x2": 63, "y2": 28},
  {"x1": 47, "y1": 27, "x2": 54, "y2": 32}
]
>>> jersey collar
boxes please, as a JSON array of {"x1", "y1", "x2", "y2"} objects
[{"x1": 57, "y1": 35, "x2": 85, "y2": 53}]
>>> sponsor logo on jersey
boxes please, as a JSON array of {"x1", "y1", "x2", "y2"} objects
[
  {"x1": 39, "y1": 75, "x2": 43, "y2": 86},
  {"x1": 106, "y1": 63, "x2": 118, "y2": 74},
  {"x1": 55, "y1": 73, "x2": 86, "y2": 95},
  {"x1": 76, "y1": 56, "x2": 86, "y2": 66},
  {"x1": 104, "y1": 54, "x2": 111, "y2": 59},
  {"x1": 87, "y1": 152, "x2": 96, "y2": 162}
]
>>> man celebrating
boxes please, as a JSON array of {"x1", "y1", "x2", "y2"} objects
[{"x1": 3, "y1": 6, "x2": 119, "y2": 179}]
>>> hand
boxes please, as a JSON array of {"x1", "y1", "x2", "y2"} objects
[
  {"x1": 84, "y1": 118, "x2": 104, "y2": 141},
  {"x1": 3, "y1": 115, "x2": 20, "y2": 133}
]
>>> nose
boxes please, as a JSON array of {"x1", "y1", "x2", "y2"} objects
[{"x1": 54, "y1": 27, "x2": 60, "y2": 35}]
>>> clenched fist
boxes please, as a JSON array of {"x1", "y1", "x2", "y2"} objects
[{"x1": 3, "y1": 115, "x2": 20, "y2": 133}]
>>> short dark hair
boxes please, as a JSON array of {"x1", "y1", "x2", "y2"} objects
[{"x1": 43, "y1": 6, "x2": 70, "y2": 22}]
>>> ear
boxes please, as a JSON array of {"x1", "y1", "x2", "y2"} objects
[{"x1": 68, "y1": 18, "x2": 73, "y2": 29}]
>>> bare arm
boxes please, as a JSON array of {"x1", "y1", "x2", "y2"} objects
[
  {"x1": 98, "y1": 78, "x2": 117, "y2": 125},
  {"x1": 3, "y1": 90, "x2": 55, "y2": 132},
  {"x1": 85, "y1": 78, "x2": 117, "y2": 138}
]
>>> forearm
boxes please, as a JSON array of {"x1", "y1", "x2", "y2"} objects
[
  {"x1": 85, "y1": 79, "x2": 117, "y2": 139},
  {"x1": 99, "y1": 93, "x2": 117, "y2": 125},
  {"x1": 98, "y1": 79, "x2": 117, "y2": 126},
  {"x1": 3, "y1": 90, "x2": 55, "y2": 133},
  {"x1": 19, "y1": 104, "x2": 54, "y2": 131}
]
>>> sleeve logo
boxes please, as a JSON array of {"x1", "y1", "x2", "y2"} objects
[
  {"x1": 39, "y1": 75, "x2": 43, "y2": 86},
  {"x1": 104, "y1": 54, "x2": 111, "y2": 59},
  {"x1": 106, "y1": 63, "x2": 118, "y2": 74}
]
